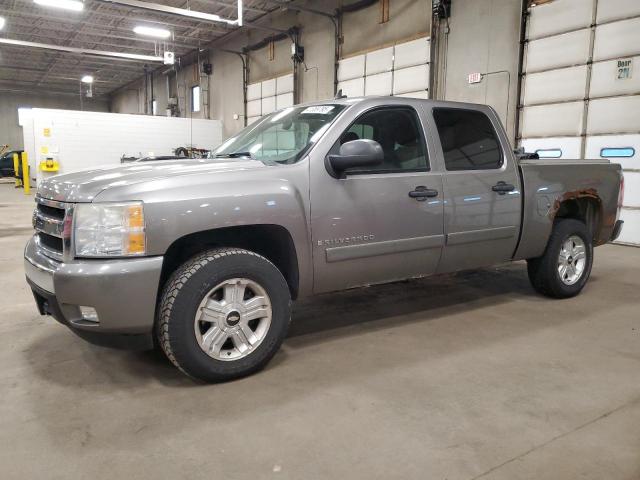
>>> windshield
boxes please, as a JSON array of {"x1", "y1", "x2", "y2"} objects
[{"x1": 215, "y1": 104, "x2": 347, "y2": 164}]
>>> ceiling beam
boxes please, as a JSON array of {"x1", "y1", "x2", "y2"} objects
[
  {"x1": 0, "y1": 70, "x2": 119, "y2": 85},
  {"x1": 96, "y1": 0, "x2": 243, "y2": 26},
  {"x1": 0, "y1": 84, "x2": 108, "y2": 98},
  {"x1": 0, "y1": 38, "x2": 164, "y2": 62},
  {"x1": 5, "y1": 30, "x2": 191, "y2": 54},
  {"x1": 2, "y1": 16, "x2": 204, "y2": 50},
  {"x1": 0, "y1": 66, "x2": 143, "y2": 83},
  {"x1": 0, "y1": 52, "x2": 148, "y2": 71},
  {"x1": 198, "y1": 0, "x2": 267, "y2": 15},
  {"x1": 2, "y1": 1, "x2": 232, "y2": 35},
  {"x1": 262, "y1": 0, "x2": 336, "y2": 20},
  {"x1": 94, "y1": 0, "x2": 288, "y2": 35}
]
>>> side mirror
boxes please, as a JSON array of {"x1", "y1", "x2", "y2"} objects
[{"x1": 326, "y1": 139, "x2": 384, "y2": 178}]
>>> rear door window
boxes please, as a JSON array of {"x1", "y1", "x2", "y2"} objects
[{"x1": 433, "y1": 108, "x2": 503, "y2": 171}]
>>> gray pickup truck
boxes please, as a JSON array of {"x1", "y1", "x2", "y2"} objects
[{"x1": 24, "y1": 97, "x2": 624, "y2": 382}]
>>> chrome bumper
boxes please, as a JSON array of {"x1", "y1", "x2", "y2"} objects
[
  {"x1": 24, "y1": 235, "x2": 164, "y2": 335},
  {"x1": 24, "y1": 247, "x2": 55, "y2": 293}
]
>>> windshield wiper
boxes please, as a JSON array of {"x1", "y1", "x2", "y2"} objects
[{"x1": 215, "y1": 151, "x2": 254, "y2": 159}]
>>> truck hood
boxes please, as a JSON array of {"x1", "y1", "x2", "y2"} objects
[{"x1": 37, "y1": 158, "x2": 269, "y2": 202}]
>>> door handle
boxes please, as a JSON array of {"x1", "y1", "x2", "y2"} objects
[
  {"x1": 491, "y1": 181, "x2": 515, "y2": 195},
  {"x1": 409, "y1": 186, "x2": 439, "y2": 201}
]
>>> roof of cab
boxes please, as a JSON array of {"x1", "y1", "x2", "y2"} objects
[{"x1": 300, "y1": 95, "x2": 493, "y2": 112}]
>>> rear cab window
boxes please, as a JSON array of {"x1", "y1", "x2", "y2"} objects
[{"x1": 432, "y1": 108, "x2": 503, "y2": 171}]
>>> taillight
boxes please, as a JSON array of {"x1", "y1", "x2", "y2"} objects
[{"x1": 618, "y1": 173, "x2": 625, "y2": 209}]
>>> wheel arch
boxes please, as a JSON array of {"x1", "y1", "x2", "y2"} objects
[
  {"x1": 159, "y1": 224, "x2": 300, "y2": 300},
  {"x1": 553, "y1": 193, "x2": 603, "y2": 244}
]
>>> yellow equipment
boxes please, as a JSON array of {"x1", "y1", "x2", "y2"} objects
[
  {"x1": 13, "y1": 153, "x2": 22, "y2": 188},
  {"x1": 39, "y1": 158, "x2": 60, "y2": 172},
  {"x1": 21, "y1": 152, "x2": 30, "y2": 195}
]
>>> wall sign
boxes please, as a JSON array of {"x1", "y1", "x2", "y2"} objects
[
  {"x1": 616, "y1": 58, "x2": 632, "y2": 80},
  {"x1": 163, "y1": 51, "x2": 175, "y2": 65}
]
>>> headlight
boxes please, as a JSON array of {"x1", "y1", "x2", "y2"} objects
[{"x1": 74, "y1": 202, "x2": 146, "y2": 257}]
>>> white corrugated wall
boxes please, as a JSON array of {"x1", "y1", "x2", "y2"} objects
[
  {"x1": 337, "y1": 36, "x2": 431, "y2": 100},
  {"x1": 23, "y1": 109, "x2": 223, "y2": 183},
  {"x1": 246, "y1": 73, "x2": 295, "y2": 125},
  {"x1": 519, "y1": 0, "x2": 640, "y2": 245}
]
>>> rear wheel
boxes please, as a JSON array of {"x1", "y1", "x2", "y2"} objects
[
  {"x1": 527, "y1": 218, "x2": 593, "y2": 298},
  {"x1": 157, "y1": 248, "x2": 291, "y2": 382}
]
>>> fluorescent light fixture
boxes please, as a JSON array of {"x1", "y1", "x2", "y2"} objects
[
  {"x1": 133, "y1": 25, "x2": 171, "y2": 39},
  {"x1": 81, "y1": 75, "x2": 93, "y2": 83},
  {"x1": 34, "y1": 0, "x2": 84, "y2": 11},
  {"x1": 0, "y1": 16, "x2": 5, "y2": 30}
]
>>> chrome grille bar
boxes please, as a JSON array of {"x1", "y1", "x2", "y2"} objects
[
  {"x1": 34, "y1": 234, "x2": 64, "y2": 262},
  {"x1": 33, "y1": 196, "x2": 73, "y2": 262},
  {"x1": 33, "y1": 210, "x2": 64, "y2": 238}
]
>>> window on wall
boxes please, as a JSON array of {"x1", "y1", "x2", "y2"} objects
[
  {"x1": 191, "y1": 86, "x2": 201, "y2": 113},
  {"x1": 433, "y1": 108, "x2": 503, "y2": 171},
  {"x1": 600, "y1": 147, "x2": 635, "y2": 158},
  {"x1": 535, "y1": 148, "x2": 563, "y2": 158}
]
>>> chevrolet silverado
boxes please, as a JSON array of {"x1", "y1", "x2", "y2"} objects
[{"x1": 24, "y1": 97, "x2": 624, "y2": 381}]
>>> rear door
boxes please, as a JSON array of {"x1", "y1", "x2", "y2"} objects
[{"x1": 430, "y1": 105, "x2": 522, "y2": 272}]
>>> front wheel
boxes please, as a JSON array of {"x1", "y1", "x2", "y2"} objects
[
  {"x1": 157, "y1": 248, "x2": 291, "y2": 382},
  {"x1": 527, "y1": 218, "x2": 593, "y2": 298}
]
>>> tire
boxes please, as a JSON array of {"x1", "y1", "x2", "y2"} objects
[
  {"x1": 157, "y1": 248, "x2": 291, "y2": 382},
  {"x1": 175, "y1": 147, "x2": 189, "y2": 157},
  {"x1": 527, "y1": 218, "x2": 593, "y2": 299}
]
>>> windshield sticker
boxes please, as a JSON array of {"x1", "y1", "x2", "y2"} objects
[{"x1": 301, "y1": 106, "x2": 335, "y2": 115}]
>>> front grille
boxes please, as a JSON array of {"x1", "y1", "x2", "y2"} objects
[
  {"x1": 37, "y1": 232, "x2": 63, "y2": 252},
  {"x1": 37, "y1": 203, "x2": 65, "y2": 221},
  {"x1": 33, "y1": 197, "x2": 70, "y2": 261}
]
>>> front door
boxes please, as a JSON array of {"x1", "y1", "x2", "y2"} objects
[
  {"x1": 430, "y1": 106, "x2": 522, "y2": 273},
  {"x1": 309, "y1": 103, "x2": 445, "y2": 293}
]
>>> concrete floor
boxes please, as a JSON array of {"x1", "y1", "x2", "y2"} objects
[{"x1": 0, "y1": 181, "x2": 639, "y2": 479}]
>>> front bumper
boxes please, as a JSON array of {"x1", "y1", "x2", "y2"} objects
[{"x1": 24, "y1": 235, "x2": 164, "y2": 349}]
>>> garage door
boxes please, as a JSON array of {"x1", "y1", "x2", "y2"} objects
[
  {"x1": 337, "y1": 36, "x2": 430, "y2": 100},
  {"x1": 246, "y1": 72, "x2": 294, "y2": 125},
  {"x1": 519, "y1": 0, "x2": 640, "y2": 245}
]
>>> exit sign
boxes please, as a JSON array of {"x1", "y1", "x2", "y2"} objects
[{"x1": 468, "y1": 72, "x2": 483, "y2": 84}]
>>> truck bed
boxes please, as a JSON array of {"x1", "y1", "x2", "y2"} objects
[{"x1": 514, "y1": 159, "x2": 622, "y2": 261}]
